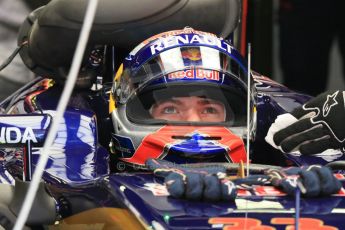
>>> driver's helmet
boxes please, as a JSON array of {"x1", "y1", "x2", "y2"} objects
[{"x1": 110, "y1": 28, "x2": 256, "y2": 167}]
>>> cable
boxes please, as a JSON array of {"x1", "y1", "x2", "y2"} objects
[
  {"x1": 13, "y1": 0, "x2": 99, "y2": 229},
  {"x1": 0, "y1": 41, "x2": 27, "y2": 72}
]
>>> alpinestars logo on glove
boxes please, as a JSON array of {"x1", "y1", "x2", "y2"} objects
[{"x1": 323, "y1": 90, "x2": 339, "y2": 117}]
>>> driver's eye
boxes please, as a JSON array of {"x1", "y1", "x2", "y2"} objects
[
  {"x1": 163, "y1": 106, "x2": 178, "y2": 114},
  {"x1": 202, "y1": 107, "x2": 217, "y2": 114}
]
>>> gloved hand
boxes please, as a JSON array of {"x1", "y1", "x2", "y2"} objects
[
  {"x1": 265, "y1": 165, "x2": 342, "y2": 197},
  {"x1": 145, "y1": 159, "x2": 237, "y2": 201},
  {"x1": 265, "y1": 90, "x2": 345, "y2": 154},
  {"x1": 232, "y1": 165, "x2": 342, "y2": 197}
]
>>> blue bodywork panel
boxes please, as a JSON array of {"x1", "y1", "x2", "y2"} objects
[{"x1": 107, "y1": 172, "x2": 345, "y2": 229}]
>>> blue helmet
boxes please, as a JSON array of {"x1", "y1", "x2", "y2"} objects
[{"x1": 110, "y1": 28, "x2": 256, "y2": 167}]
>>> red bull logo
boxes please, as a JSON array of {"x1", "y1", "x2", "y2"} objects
[
  {"x1": 168, "y1": 68, "x2": 220, "y2": 81},
  {"x1": 181, "y1": 48, "x2": 201, "y2": 61}
]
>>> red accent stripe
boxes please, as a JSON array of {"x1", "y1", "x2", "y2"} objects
[
  {"x1": 121, "y1": 126, "x2": 192, "y2": 165},
  {"x1": 25, "y1": 79, "x2": 53, "y2": 112},
  {"x1": 121, "y1": 126, "x2": 247, "y2": 165}
]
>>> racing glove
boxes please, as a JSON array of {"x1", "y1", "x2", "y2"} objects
[
  {"x1": 146, "y1": 159, "x2": 237, "y2": 201},
  {"x1": 232, "y1": 165, "x2": 341, "y2": 197},
  {"x1": 265, "y1": 165, "x2": 342, "y2": 197},
  {"x1": 265, "y1": 90, "x2": 345, "y2": 154}
]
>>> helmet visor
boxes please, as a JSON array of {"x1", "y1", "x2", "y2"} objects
[{"x1": 126, "y1": 75, "x2": 247, "y2": 126}]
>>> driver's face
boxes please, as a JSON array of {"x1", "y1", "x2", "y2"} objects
[{"x1": 150, "y1": 96, "x2": 226, "y2": 122}]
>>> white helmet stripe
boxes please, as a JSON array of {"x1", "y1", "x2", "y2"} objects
[
  {"x1": 200, "y1": 46, "x2": 221, "y2": 70},
  {"x1": 160, "y1": 47, "x2": 184, "y2": 74}
]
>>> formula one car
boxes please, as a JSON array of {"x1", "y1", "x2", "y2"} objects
[{"x1": 1, "y1": 0, "x2": 345, "y2": 229}]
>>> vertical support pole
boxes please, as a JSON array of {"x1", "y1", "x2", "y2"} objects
[
  {"x1": 23, "y1": 141, "x2": 32, "y2": 182},
  {"x1": 295, "y1": 187, "x2": 300, "y2": 230}
]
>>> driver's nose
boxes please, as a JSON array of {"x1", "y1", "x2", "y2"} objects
[{"x1": 184, "y1": 109, "x2": 202, "y2": 122}]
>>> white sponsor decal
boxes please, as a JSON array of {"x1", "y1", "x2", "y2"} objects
[
  {"x1": 0, "y1": 127, "x2": 38, "y2": 144},
  {"x1": 150, "y1": 34, "x2": 232, "y2": 55},
  {"x1": 143, "y1": 183, "x2": 169, "y2": 196}
]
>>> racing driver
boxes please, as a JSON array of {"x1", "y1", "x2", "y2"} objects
[
  {"x1": 106, "y1": 28, "x2": 342, "y2": 201},
  {"x1": 109, "y1": 27, "x2": 256, "y2": 170}
]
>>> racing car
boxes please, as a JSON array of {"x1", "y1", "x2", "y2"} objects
[{"x1": 0, "y1": 0, "x2": 345, "y2": 229}]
